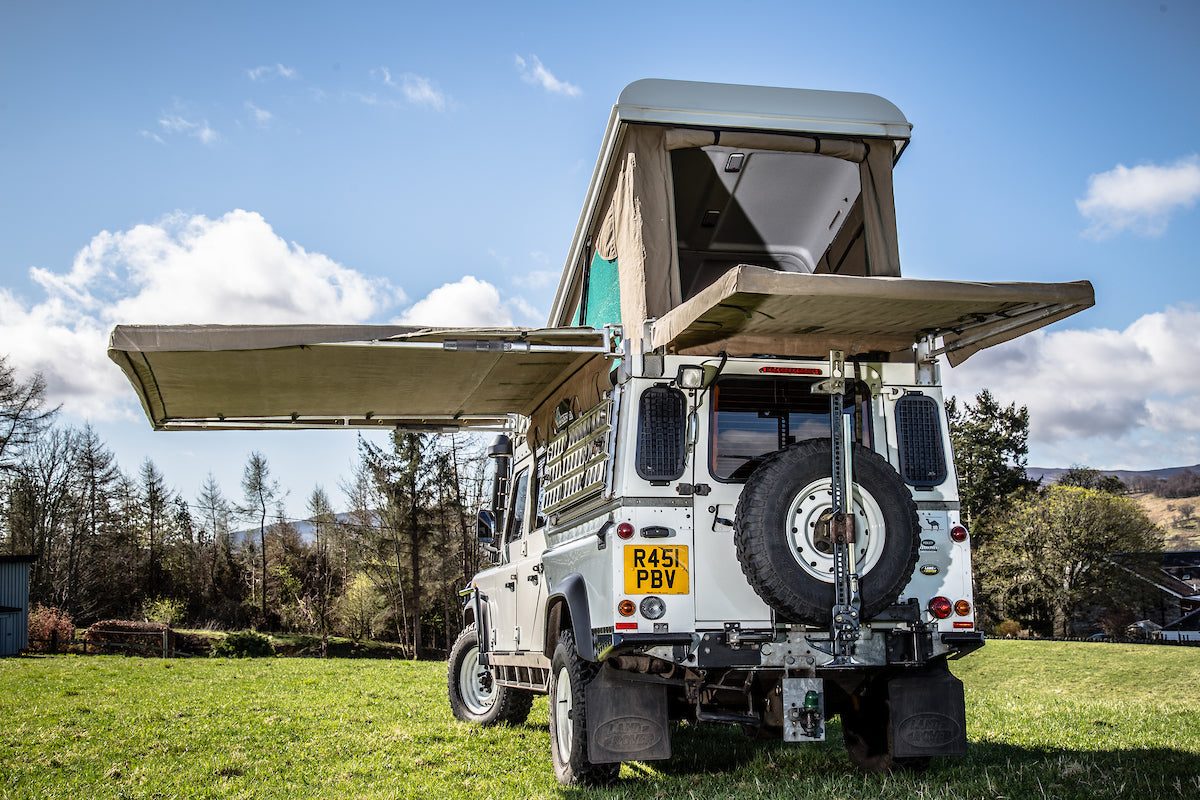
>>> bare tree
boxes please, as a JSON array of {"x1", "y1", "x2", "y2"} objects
[
  {"x1": 0, "y1": 355, "x2": 59, "y2": 473},
  {"x1": 239, "y1": 452, "x2": 281, "y2": 623},
  {"x1": 5, "y1": 428, "x2": 77, "y2": 603}
]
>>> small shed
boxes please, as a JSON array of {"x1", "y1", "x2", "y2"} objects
[
  {"x1": 1126, "y1": 619, "x2": 1163, "y2": 640},
  {"x1": 0, "y1": 556, "x2": 35, "y2": 656},
  {"x1": 1161, "y1": 608, "x2": 1200, "y2": 642}
]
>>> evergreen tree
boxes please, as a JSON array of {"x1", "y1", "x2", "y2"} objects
[{"x1": 946, "y1": 389, "x2": 1038, "y2": 527}]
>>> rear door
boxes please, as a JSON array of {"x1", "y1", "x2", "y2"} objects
[{"x1": 690, "y1": 378, "x2": 772, "y2": 627}]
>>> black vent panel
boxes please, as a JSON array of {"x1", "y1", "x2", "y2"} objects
[
  {"x1": 637, "y1": 386, "x2": 687, "y2": 482},
  {"x1": 895, "y1": 393, "x2": 947, "y2": 487}
]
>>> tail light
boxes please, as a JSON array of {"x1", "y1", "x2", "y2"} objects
[
  {"x1": 954, "y1": 600, "x2": 972, "y2": 616},
  {"x1": 950, "y1": 525, "x2": 968, "y2": 542},
  {"x1": 928, "y1": 596, "x2": 952, "y2": 619},
  {"x1": 618, "y1": 600, "x2": 635, "y2": 617},
  {"x1": 616, "y1": 522, "x2": 634, "y2": 540}
]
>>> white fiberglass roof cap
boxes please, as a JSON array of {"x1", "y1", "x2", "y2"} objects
[{"x1": 615, "y1": 79, "x2": 912, "y2": 139}]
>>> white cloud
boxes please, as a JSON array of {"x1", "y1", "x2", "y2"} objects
[
  {"x1": 368, "y1": 68, "x2": 448, "y2": 111},
  {"x1": 509, "y1": 296, "x2": 545, "y2": 327},
  {"x1": 514, "y1": 55, "x2": 581, "y2": 97},
  {"x1": 942, "y1": 304, "x2": 1200, "y2": 469},
  {"x1": 398, "y1": 276, "x2": 515, "y2": 327},
  {"x1": 512, "y1": 269, "x2": 558, "y2": 290},
  {"x1": 1077, "y1": 155, "x2": 1200, "y2": 238},
  {"x1": 399, "y1": 74, "x2": 447, "y2": 111},
  {"x1": 158, "y1": 113, "x2": 219, "y2": 145},
  {"x1": 372, "y1": 66, "x2": 399, "y2": 88},
  {"x1": 0, "y1": 211, "x2": 403, "y2": 417},
  {"x1": 247, "y1": 63, "x2": 297, "y2": 82},
  {"x1": 245, "y1": 102, "x2": 273, "y2": 126}
]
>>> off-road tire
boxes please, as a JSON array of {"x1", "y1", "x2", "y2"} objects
[
  {"x1": 548, "y1": 629, "x2": 620, "y2": 786},
  {"x1": 447, "y1": 623, "x2": 533, "y2": 725},
  {"x1": 734, "y1": 439, "x2": 920, "y2": 626}
]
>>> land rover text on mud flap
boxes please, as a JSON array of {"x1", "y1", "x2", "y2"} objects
[{"x1": 107, "y1": 79, "x2": 1094, "y2": 786}]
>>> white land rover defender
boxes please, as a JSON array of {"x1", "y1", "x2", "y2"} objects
[
  {"x1": 445, "y1": 80, "x2": 1094, "y2": 784},
  {"x1": 106, "y1": 79, "x2": 1094, "y2": 786}
]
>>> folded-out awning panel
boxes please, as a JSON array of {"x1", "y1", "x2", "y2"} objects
[
  {"x1": 108, "y1": 324, "x2": 610, "y2": 431},
  {"x1": 649, "y1": 266, "x2": 1094, "y2": 365}
]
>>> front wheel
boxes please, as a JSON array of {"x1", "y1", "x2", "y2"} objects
[
  {"x1": 548, "y1": 629, "x2": 620, "y2": 786},
  {"x1": 447, "y1": 623, "x2": 533, "y2": 725}
]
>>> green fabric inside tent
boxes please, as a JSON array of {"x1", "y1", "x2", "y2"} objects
[{"x1": 583, "y1": 253, "x2": 621, "y2": 327}]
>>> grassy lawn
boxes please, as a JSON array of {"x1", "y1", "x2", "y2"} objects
[{"x1": 2, "y1": 640, "x2": 1198, "y2": 799}]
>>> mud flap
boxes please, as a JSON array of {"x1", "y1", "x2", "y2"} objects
[
  {"x1": 585, "y1": 664, "x2": 672, "y2": 764},
  {"x1": 888, "y1": 667, "x2": 968, "y2": 758}
]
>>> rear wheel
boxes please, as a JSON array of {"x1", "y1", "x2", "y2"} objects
[
  {"x1": 548, "y1": 629, "x2": 620, "y2": 786},
  {"x1": 840, "y1": 681, "x2": 930, "y2": 773},
  {"x1": 447, "y1": 624, "x2": 533, "y2": 725}
]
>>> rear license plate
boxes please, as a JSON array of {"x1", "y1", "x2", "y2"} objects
[{"x1": 624, "y1": 545, "x2": 689, "y2": 594}]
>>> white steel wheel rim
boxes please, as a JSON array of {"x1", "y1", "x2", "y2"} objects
[
  {"x1": 553, "y1": 665, "x2": 574, "y2": 760},
  {"x1": 786, "y1": 478, "x2": 887, "y2": 583},
  {"x1": 458, "y1": 645, "x2": 496, "y2": 715}
]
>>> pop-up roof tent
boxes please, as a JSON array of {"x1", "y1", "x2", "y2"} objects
[
  {"x1": 547, "y1": 79, "x2": 1093, "y2": 361},
  {"x1": 109, "y1": 79, "x2": 1093, "y2": 434}
]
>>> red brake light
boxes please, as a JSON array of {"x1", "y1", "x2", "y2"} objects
[
  {"x1": 758, "y1": 366, "x2": 822, "y2": 375},
  {"x1": 950, "y1": 525, "x2": 968, "y2": 542},
  {"x1": 617, "y1": 522, "x2": 634, "y2": 540},
  {"x1": 929, "y1": 596, "x2": 952, "y2": 619}
]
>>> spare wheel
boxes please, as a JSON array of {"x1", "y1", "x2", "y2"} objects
[{"x1": 734, "y1": 438, "x2": 920, "y2": 626}]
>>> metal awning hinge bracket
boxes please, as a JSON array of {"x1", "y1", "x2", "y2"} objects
[
  {"x1": 915, "y1": 334, "x2": 938, "y2": 386},
  {"x1": 811, "y1": 349, "x2": 847, "y2": 397}
]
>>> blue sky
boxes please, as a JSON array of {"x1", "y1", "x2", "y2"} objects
[{"x1": 2, "y1": 1, "x2": 1198, "y2": 520}]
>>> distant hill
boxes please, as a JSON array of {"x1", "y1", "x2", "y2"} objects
[
  {"x1": 1022, "y1": 463, "x2": 1200, "y2": 551},
  {"x1": 231, "y1": 511, "x2": 362, "y2": 546},
  {"x1": 1028, "y1": 464, "x2": 1200, "y2": 484}
]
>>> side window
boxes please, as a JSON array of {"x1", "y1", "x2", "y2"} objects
[
  {"x1": 636, "y1": 385, "x2": 688, "y2": 483},
  {"x1": 507, "y1": 468, "x2": 530, "y2": 543},
  {"x1": 532, "y1": 458, "x2": 548, "y2": 531}
]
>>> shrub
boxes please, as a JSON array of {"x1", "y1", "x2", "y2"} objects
[
  {"x1": 145, "y1": 597, "x2": 186, "y2": 626},
  {"x1": 26, "y1": 604, "x2": 75, "y2": 653},
  {"x1": 211, "y1": 630, "x2": 274, "y2": 658},
  {"x1": 994, "y1": 619, "x2": 1021, "y2": 638}
]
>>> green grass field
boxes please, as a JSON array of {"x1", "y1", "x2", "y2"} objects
[{"x1": 2, "y1": 641, "x2": 1198, "y2": 800}]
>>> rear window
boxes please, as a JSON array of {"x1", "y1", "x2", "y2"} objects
[{"x1": 709, "y1": 376, "x2": 869, "y2": 482}]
